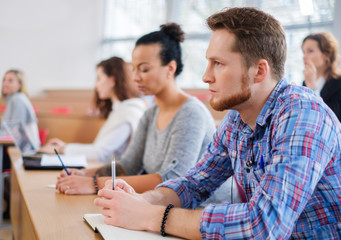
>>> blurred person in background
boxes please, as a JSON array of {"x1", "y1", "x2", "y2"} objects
[
  {"x1": 302, "y1": 32, "x2": 341, "y2": 121},
  {"x1": 40, "y1": 57, "x2": 147, "y2": 164}
]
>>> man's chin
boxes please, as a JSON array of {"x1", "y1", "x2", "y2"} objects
[{"x1": 209, "y1": 99, "x2": 230, "y2": 111}]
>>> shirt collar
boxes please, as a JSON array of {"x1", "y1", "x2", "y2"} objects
[
  {"x1": 255, "y1": 78, "x2": 288, "y2": 127},
  {"x1": 112, "y1": 100, "x2": 121, "y2": 111},
  {"x1": 4, "y1": 92, "x2": 19, "y2": 102}
]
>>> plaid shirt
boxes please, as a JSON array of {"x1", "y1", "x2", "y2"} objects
[{"x1": 158, "y1": 79, "x2": 341, "y2": 239}]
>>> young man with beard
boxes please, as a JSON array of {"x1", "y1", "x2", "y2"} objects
[{"x1": 94, "y1": 7, "x2": 341, "y2": 239}]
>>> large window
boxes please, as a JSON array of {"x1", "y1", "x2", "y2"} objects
[{"x1": 102, "y1": 0, "x2": 336, "y2": 88}]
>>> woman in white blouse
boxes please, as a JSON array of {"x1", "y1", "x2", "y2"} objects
[{"x1": 40, "y1": 57, "x2": 147, "y2": 163}]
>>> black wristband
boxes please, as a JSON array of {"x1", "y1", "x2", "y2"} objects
[
  {"x1": 160, "y1": 204, "x2": 174, "y2": 237},
  {"x1": 93, "y1": 176, "x2": 99, "y2": 193}
]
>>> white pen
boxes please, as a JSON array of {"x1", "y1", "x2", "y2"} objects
[{"x1": 112, "y1": 157, "x2": 116, "y2": 190}]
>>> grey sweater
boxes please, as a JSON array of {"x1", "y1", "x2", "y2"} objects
[
  {"x1": 2, "y1": 92, "x2": 40, "y2": 148},
  {"x1": 119, "y1": 97, "x2": 216, "y2": 181}
]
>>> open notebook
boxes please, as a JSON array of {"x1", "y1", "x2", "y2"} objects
[{"x1": 83, "y1": 214, "x2": 182, "y2": 240}]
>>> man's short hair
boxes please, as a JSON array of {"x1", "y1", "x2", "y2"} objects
[{"x1": 207, "y1": 7, "x2": 287, "y2": 81}]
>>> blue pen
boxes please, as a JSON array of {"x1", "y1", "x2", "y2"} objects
[
  {"x1": 259, "y1": 155, "x2": 264, "y2": 169},
  {"x1": 54, "y1": 148, "x2": 70, "y2": 175}
]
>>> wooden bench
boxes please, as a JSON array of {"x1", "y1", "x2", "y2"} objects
[{"x1": 0, "y1": 89, "x2": 228, "y2": 144}]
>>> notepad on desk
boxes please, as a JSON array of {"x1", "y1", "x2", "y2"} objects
[
  {"x1": 83, "y1": 214, "x2": 182, "y2": 239},
  {"x1": 41, "y1": 154, "x2": 87, "y2": 167},
  {"x1": 23, "y1": 154, "x2": 87, "y2": 170}
]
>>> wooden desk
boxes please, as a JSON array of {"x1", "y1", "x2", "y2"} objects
[
  {"x1": 0, "y1": 137, "x2": 13, "y2": 227},
  {"x1": 9, "y1": 147, "x2": 103, "y2": 240}
]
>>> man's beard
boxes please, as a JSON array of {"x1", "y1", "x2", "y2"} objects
[{"x1": 210, "y1": 73, "x2": 252, "y2": 111}]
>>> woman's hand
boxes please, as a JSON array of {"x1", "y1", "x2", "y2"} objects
[
  {"x1": 59, "y1": 168, "x2": 85, "y2": 177},
  {"x1": 38, "y1": 138, "x2": 66, "y2": 154},
  {"x1": 303, "y1": 60, "x2": 318, "y2": 90},
  {"x1": 56, "y1": 175, "x2": 96, "y2": 195},
  {"x1": 46, "y1": 138, "x2": 66, "y2": 148}
]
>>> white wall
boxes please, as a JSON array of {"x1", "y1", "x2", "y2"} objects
[
  {"x1": 0, "y1": 0, "x2": 103, "y2": 96},
  {"x1": 333, "y1": 0, "x2": 341, "y2": 55}
]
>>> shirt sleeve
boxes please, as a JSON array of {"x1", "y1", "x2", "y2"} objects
[
  {"x1": 118, "y1": 111, "x2": 150, "y2": 175},
  {"x1": 158, "y1": 116, "x2": 233, "y2": 207},
  {"x1": 65, "y1": 122, "x2": 131, "y2": 163},
  {"x1": 157, "y1": 104, "x2": 215, "y2": 181}
]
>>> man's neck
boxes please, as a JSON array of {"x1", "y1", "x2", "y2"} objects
[{"x1": 238, "y1": 79, "x2": 278, "y2": 131}]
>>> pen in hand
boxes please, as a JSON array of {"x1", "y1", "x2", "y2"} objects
[
  {"x1": 54, "y1": 148, "x2": 70, "y2": 175},
  {"x1": 112, "y1": 158, "x2": 115, "y2": 190}
]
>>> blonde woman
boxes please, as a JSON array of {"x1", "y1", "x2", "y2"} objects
[{"x1": 1, "y1": 69, "x2": 40, "y2": 148}]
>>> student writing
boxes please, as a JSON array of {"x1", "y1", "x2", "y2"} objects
[
  {"x1": 55, "y1": 23, "x2": 217, "y2": 196},
  {"x1": 94, "y1": 7, "x2": 341, "y2": 239}
]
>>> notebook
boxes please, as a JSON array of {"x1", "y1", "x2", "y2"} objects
[
  {"x1": 2, "y1": 120, "x2": 87, "y2": 170},
  {"x1": 83, "y1": 214, "x2": 182, "y2": 240}
]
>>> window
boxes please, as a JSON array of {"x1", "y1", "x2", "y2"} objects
[{"x1": 102, "y1": 0, "x2": 336, "y2": 88}]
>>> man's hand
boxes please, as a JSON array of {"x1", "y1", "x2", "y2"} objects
[
  {"x1": 94, "y1": 188, "x2": 163, "y2": 231},
  {"x1": 103, "y1": 179, "x2": 136, "y2": 193}
]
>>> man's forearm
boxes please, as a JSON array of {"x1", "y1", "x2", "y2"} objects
[
  {"x1": 145, "y1": 203, "x2": 202, "y2": 239},
  {"x1": 141, "y1": 187, "x2": 182, "y2": 207},
  {"x1": 142, "y1": 187, "x2": 202, "y2": 238}
]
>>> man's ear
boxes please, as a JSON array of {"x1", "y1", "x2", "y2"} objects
[{"x1": 253, "y1": 59, "x2": 269, "y2": 83}]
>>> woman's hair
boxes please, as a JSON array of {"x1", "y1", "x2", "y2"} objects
[
  {"x1": 302, "y1": 32, "x2": 341, "y2": 81},
  {"x1": 94, "y1": 57, "x2": 135, "y2": 118},
  {"x1": 135, "y1": 22, "x2": 185, "y2": 77},
  {"x1": 206, "y1": 7, "x2": 287, "y2": 81},
  {"x1": 2, "y1": 69, "x2": 29, "y2": 97}
]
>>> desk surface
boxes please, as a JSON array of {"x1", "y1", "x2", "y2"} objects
[
  {"x1": 9, "y1": 147, "x2": 103, "y2": 240},
  {"x1": 0, "y1": 137, "x2": 13, "y2": 145}
]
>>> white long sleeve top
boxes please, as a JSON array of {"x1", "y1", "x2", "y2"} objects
[{"x1": 64, "y1": 98, "x2": 147, "y2": 163}]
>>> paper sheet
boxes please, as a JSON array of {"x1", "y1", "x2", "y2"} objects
[{"x1": 41, "y1": 154, "x2": 87, "y2": 167}]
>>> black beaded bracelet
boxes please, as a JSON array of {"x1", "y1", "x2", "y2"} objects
[
  {"x1": 93, "y1": 176, "x2": 99, "y2": 193},
  {"x1": 160, "y1": 204, "x2": 174, "y2": 237}
]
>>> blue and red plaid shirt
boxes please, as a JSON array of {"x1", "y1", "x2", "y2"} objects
[{"x1": 158, "y1": 79, "x2": 341, "y2": 239}]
